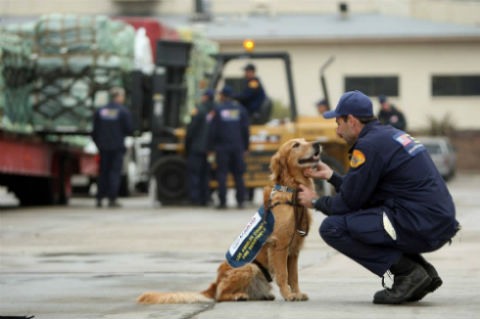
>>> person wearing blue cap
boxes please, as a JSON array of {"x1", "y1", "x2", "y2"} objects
[
  {"x1": 377, "y1": 95, "x2": 407, "y2": 131},
  {"x1": 298, "y1": 90, "x2": 459, "y2": 304},
  {"x1": 234, "y1": 63, "x2": 267, "y2": 123},
  {"x1": 315, "y1": 98, "x2": 330, "y2": 115},
  {"x1": 185, "y1": 88, "x2": 216, "y2": 206},
  {"x1": 208, "y1": 86, "x2": 250, "y2": 209}
]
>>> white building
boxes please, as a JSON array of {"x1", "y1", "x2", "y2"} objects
[{"x1": 160, "y1": 10, "x2": 480, "y2": 131}]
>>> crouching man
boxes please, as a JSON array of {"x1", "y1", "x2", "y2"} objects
[{"x1": 298, "y1": 90, "x2": 460, "y2": 304}]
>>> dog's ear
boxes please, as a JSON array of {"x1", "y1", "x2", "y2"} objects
[{"x1": 270, "y1": 150, "x2": 285, "y2": 183}]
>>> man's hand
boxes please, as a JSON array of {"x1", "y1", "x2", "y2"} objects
[
  {"x1": 298, "y1": 184, "x2": 318, "y2": 209},
  {"x1": 304, "y1": 161, "x2": 333, "y2": 180}
]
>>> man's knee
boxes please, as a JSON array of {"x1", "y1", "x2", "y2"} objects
[{"x1": 319, "y1": 216, "x2": 345, "y2": 245}]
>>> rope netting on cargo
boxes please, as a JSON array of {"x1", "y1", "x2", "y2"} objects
[
  {"x1": 178, "y1": 27, "x2": 219, "y2": 124},
  {"x1": 1, "y1": 14, "x2": 134, "y2": 134},
  {"x1": 0, "y1": 32, "x2": 35, "y2": 133}
]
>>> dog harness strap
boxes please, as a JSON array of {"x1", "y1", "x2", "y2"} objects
[
  {"x1": 268, "y1": 200, "x2": 295, "y2": 210},
  {"x1": 268, "y1": 186, "x2": 309, "y2": 236},
  {"x1": 253, "y1": 259, "x2": 273, "y2": 282},
  {"x1": 293, "y1": 190, "x2": 309, "y2": 237}
]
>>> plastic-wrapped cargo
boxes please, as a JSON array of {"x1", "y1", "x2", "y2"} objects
[
  {"x1": 1, "y1": 14, "x2": 135, "y2": 134},
  {"x1": 34, "y1": 14, "x2": 134, "y2": 57},
  {"x1": 0, "y1": 32, "x2": 35, "y2": 133},
  {"x1": 177, "y1": 27, "x2": 219, "y2": 123}
]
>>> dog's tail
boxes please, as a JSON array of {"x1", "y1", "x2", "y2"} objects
[{"x1": 137, "y1": 283, "x2": 216, "y2": 304}]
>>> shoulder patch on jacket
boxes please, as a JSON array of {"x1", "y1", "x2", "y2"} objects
[
  {"x1": 393, "y1": 132, "x2": 425, "y2": 157},
  {"x1": 248, "y1": 80, "x2": 259, "y2": 89},
  {"x1": 350, "y1": 149, "x2": 366, "y2": 168}
]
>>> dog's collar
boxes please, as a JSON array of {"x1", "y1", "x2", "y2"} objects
[{"x1": 273, "y1": 184, "x2": 296, "y2": 193}]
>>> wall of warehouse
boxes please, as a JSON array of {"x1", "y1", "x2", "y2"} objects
[
  {"x1": 2, "y1": 0, "x2": 480, "y2": 27},
  {"x1": 219, "y1": 40, "x2": 480, "y2": 131}
]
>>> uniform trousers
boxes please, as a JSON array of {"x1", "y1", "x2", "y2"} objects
[
  {"x1": 215, "y1": 148, "x2": 246, "y2": 206},
  {"x1": 187, "y1": 152, "x2": 210, "y2": 205},
  {"x1": 97, "y1": 149, "x2": 125, "y2": 202},
  {"x1": 319, "y1": 207, "x2": 450, "y2": 276}
]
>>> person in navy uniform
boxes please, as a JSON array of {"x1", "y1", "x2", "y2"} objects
[
  {"x1": 234, "y1": 63, "x2": 267, "y2": 123},
  {"x1": 298, "y1": 90, "x2": 459, "y2": 304},
  {"x1": 315, "y1": 98, "x2": 330, "y2": 115},
  {"x1": 377, "y1": 94, "x2": 407, "y2": 131},
  {"x1": 185, "y1": 89, "x2": 216, "y2": 206},
  {"x1": 208, "y1": 86, "x2": 250, "y2": 209},
  {"x1": 92, "y1": 87, "x2": 133, "y2": 208}
]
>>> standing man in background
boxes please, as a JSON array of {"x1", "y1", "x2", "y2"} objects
[
  {"x1": 208, "y1": 86, "x2": 250, "y2": 209},
  {"x1": 185, "y1": 89, "x2": 216, "y2": 206},
  {"x1": 377, "y1": 95, "x2": 407, "y2": 131},
  {"x1": 92, "y1": 87, "x2": 133, "y2": 208}
]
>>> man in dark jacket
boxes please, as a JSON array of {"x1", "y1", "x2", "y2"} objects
[
  {"x1": 92, "y1": 87, "x2": 133, "y2": 208},
  {"x1": 234, "y1": 63, "x2": 267, "y2": 124},
  {"x1": 208, "y1": 86, "x2": 250, "y2": 209},
  {"x1": 185, "y1": 89, "x2": 216, "y2": 206},
  {"x1": 377, "y1": 95, "x2": 407, "y2": 131},
  {"x1": 298, "y1": 90, "x2": 459, "y2": 304}
]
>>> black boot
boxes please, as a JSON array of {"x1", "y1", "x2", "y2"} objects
[
  {"x1": 373, "y1": 256, "x2": 432, "y2": 304},
  {"x1": 405, "y1": 254, "x2": 443, "y2": 302},
  {"x1": 108, "y1": 199, "x2": 121, "y2": 208}
]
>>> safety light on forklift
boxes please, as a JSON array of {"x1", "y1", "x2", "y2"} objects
[{"x1": 243, "y1": 39, "x2": 255, "y2": 52}]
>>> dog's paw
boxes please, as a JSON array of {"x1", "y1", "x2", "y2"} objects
[
  {"x1": 264, "y1": 293, "x2": 275, "y2": 301},
  {"x1": 234, "y1": 293, "x2": 250, "y2": 301},
  {"x1": 285, "y1": 292, "x2": 309, "y2": 302}
]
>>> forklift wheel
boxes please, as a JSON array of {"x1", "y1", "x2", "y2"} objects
[{"x1": 151, "y1": 155, "x2": 187, "y2": 204}]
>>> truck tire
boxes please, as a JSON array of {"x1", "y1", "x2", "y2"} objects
[
  {"x1": 13, "y1": 176, "x2": 55, "y2": 206},
  {"x1": 151, "y1": 155, "x2": 187, "y2": 204},
  {"x1": 314, "y1": 154, "x2": 346, "y2": 197}
]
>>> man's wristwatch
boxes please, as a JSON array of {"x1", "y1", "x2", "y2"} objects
[{"x1": 311, "y1": 198, "x2": 318, "y2": 209}]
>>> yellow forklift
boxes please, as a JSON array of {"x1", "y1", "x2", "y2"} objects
[{"x1": 143, "y1": 40, "x2": 348, "y2": 204}]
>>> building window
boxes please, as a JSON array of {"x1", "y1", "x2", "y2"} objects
[
  {"x1": 344, "y1": 76, "x2": 399, "y2": 97},
  {"x1": 432, "y1": 75, "x2": 480, "y2": 96}
]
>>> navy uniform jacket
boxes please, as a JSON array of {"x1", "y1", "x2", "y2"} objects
[
  {"x1": 378, "y1": 105, "x2": 407, "y2": 131},
  {"x1": 92, "y1": 102, "x2": 133, "y2": 151},
  {"x1": 207, "y1": 100, "x2": 249, "y2": 152},
  {"x1": 234, "y1": 77, "x2": 266, "y2": 115},
  {"x1": 185, "y1": 100, "x2": 215, "y2": 155},
  {"x1": 315, "y1": 121, "x2": 459, "y2": 244}
]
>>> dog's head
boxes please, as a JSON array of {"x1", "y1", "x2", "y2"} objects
[{"x1": 270, "y1": 138, "x2": 322, "y2": 186}]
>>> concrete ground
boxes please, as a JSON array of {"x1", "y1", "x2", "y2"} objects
[{"x1": 0, "y1": 173, "x2": 479, "y2": 319}]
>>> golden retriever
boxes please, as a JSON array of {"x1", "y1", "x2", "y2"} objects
[{"x1": 137, "y1": 138, "x2": 321, "y2": 303}]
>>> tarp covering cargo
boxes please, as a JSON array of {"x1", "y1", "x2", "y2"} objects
[
  {"x1": 0, "y1": 32, "x2": 35, "y2": 133},
  {"x1": 177, "y1": 27, "x2": 218, "y2": 122},
  {"x1": 1, "y1": 14, "x2": 135, "y2": 134}
]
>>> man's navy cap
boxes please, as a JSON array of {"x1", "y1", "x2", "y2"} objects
[
  {"x1": 244, "y1": 63, "x2": 256, "y2": 71},
  {"x1": 316, "y1": 99, "x2": 328, "y2": 106},
  {"x1": 220, "y1": 85, "x2": 234, "y2": 97},
  {"x1": 203, "y1": 89, "x2": 215, "y2": 98},
  {"x1": 323, "y1": 90, "x2": 373, "y2": 119}
]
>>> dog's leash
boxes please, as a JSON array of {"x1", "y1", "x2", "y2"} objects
[
  {"x1": 267, "y1": 184, "x2": 310, "y2": 237},
  {"x1": 292, "y1": 189, "x2": 310, "y2": 237}
]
